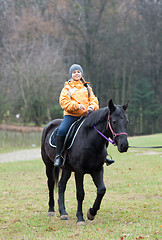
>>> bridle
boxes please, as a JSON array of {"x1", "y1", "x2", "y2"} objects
[
  {"x1": 93, "y1": 110, "x2": 162, "y2": 149},
  {"x1": 94, "y1": 111, "x2": 128, "y2": 145},
  {"x1": 106, "y1": 112, "x2": 128, "y2": 142}
]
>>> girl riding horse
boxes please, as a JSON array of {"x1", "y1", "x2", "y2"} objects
[
  {"x1": 41, "y1": 99, "x2": 129, "y2": 224},
  {"x1": 54, "y1": 64, "x2": 114, "y2": 167}
]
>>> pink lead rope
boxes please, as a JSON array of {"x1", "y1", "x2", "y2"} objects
[{"x1": 94, "y1": 126, "x2": 115, "y2": 144}]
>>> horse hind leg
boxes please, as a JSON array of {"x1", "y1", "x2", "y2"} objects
[
  {"x1": 45, "y1": 158, "x2": 55, "y2": 216},
  {"x1": 87, "y1": 168, "x2": 106, "y2": 221},
  {"x1": 75, "y1": 172, "x2": 85, "y2": 225},
  {"x1": 58, "y1": 169, "x2": 71, "y2": 220}
]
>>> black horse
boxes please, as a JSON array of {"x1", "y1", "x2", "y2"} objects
[{"x1": 41, "y1": 99, "x2": 129, "y2": 225}]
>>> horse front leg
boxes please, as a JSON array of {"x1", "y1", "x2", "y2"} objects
[
  {"x1": 75, "y1": 172, "x2": 85, "y2": 225},
  {"x1": 87, "y1": 167, "x2": 106, "y2": 220},
  {"x1": 58, "y1": 168, "x2": 71, "y2": 220}
]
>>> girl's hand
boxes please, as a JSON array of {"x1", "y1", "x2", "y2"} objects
[
  {"x1": 87, "y1": 106, "x2": 94, "y2": 115},
  {"x1": 87, "y1": 106, "x2": 94, "y2": 111},
  {"x1": 79, "y1": 104, "x2": 86, "y2": 110}
]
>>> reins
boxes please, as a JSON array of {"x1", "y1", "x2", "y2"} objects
[{"x1": 94, "y1": 126, "x2": 115, "y2": 144}]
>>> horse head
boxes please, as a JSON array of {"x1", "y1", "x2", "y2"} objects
[{"x1": 108, "y1": 99, "x2": 129, "y2": 153}]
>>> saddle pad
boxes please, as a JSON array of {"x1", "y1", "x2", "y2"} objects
[
  {"x1": 49, "y1": 127, "x2": 58, "y2": 147},
  {"x1": 64, "y1": 116, "x2": 86, "y2": 149},
  {"x1": 49, "y1": 116, "x2": 86, "y2": 150}
]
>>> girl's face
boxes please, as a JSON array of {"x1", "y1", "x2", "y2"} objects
[{"x1": 71, "y1": 70, "x2": 82, "y2": 81}]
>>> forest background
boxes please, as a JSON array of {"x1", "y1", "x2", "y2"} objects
[{"x1": 0, "y1": 0, "x2": 161, "y2": 136}]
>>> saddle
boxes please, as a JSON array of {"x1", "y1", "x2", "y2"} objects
[{"x1": 49, "y1": 116, "x2": 86, "y2": 150}]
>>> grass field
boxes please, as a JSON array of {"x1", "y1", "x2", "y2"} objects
[{"x1": 0, "y1": 134, "x2": 161, "y2": 239}]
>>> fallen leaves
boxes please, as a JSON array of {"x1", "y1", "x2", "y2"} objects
[
  {"x1": 46, "y1": 226, "x2": 56, "y2": 232},
  {"x1": 120, "y1": 234, "x2": 130, "y2": 239},
  {"x1": 12, "y1": 219, "x2": 21, "y2": 223},
  {"x1": 69, "y1": 233, "x2": 79, "y2": 238},
  {"x1": 120, "y1": 234, "x2": 144, "y2": 240},
  {"x1": 120, "y1": 232, "x2": 160, "y2": 240}
]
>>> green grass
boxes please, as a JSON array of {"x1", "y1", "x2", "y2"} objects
[{"x1": 0, "y1": 134, "x2": 162, "y2": 239}]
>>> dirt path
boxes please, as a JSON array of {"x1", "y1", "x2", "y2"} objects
[{"x1": 0, "y1": 148, "x2": 41, "y2": 163}]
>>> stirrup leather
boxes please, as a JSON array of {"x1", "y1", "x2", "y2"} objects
[{"x1": 55, "y1": 154, "x2": 64, "y2": 160}]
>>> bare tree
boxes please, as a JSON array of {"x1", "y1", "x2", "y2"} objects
[{"x1": 0, "y1": 0, "x2": 66, "y2": 124}]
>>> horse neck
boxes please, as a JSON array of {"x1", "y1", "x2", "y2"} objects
[
  {"x1": 91, "y1": 120, "x2": 109, "y2": 150},
  {"x1": 82, "y1": 108, "x2": 111, "y2": 149}
]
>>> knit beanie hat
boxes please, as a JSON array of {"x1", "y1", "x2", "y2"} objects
[{"x1": 69, "y1": 64, "x2": 83, "y2": 77}]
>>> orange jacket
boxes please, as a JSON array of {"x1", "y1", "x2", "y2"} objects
[{"x1": 59, "y1": 80, "x2": 99, "y2": 117}]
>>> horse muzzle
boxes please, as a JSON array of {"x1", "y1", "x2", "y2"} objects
[{"x1": 116, "y1": 136, "x2": 129, "y2": 153}]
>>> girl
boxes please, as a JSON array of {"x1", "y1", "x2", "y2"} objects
[{"x1": 54, "y1": 64, "x2": 114, "y2": 167}]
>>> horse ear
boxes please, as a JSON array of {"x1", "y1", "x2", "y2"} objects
[
  {"x1": 108, "y1": 99, "x2": 116, "y2": 114},
  {"x1": 123, "y1": 101, "x2": 129, "y2": 111}
]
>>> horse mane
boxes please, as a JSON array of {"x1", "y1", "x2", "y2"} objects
[{"x1": 84, "y1": 107, "x2": 108, "y2": 128}]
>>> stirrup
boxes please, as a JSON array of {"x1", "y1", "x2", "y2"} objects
[{"x1": 105, "y1": 154, "x2": 115, "y2": 166}]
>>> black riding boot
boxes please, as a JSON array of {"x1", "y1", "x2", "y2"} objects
[
  {"x1": 54, "y1": 135, "x2": 65, "y2": 168},
  {"x1": 105, "y1": 156, "x2": 115, "y2": 166}
]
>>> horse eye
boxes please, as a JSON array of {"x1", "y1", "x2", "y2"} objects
[{"x1": 113, "y1": 120, "x2": 116, "y2": 124}]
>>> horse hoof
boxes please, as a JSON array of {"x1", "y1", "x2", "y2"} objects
[
  {"x1": 61, "y1": 214, "x2": 69, "y2": 220},
  {"x1": 87, "y1": 209, "x2": 95, "y2": 221},
  {"x1": 48, "y1": 211, "x2": 55, "y2": 216},
  {"x1": 77, "y1": 221, "x2": 85, "y2": 226}
]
